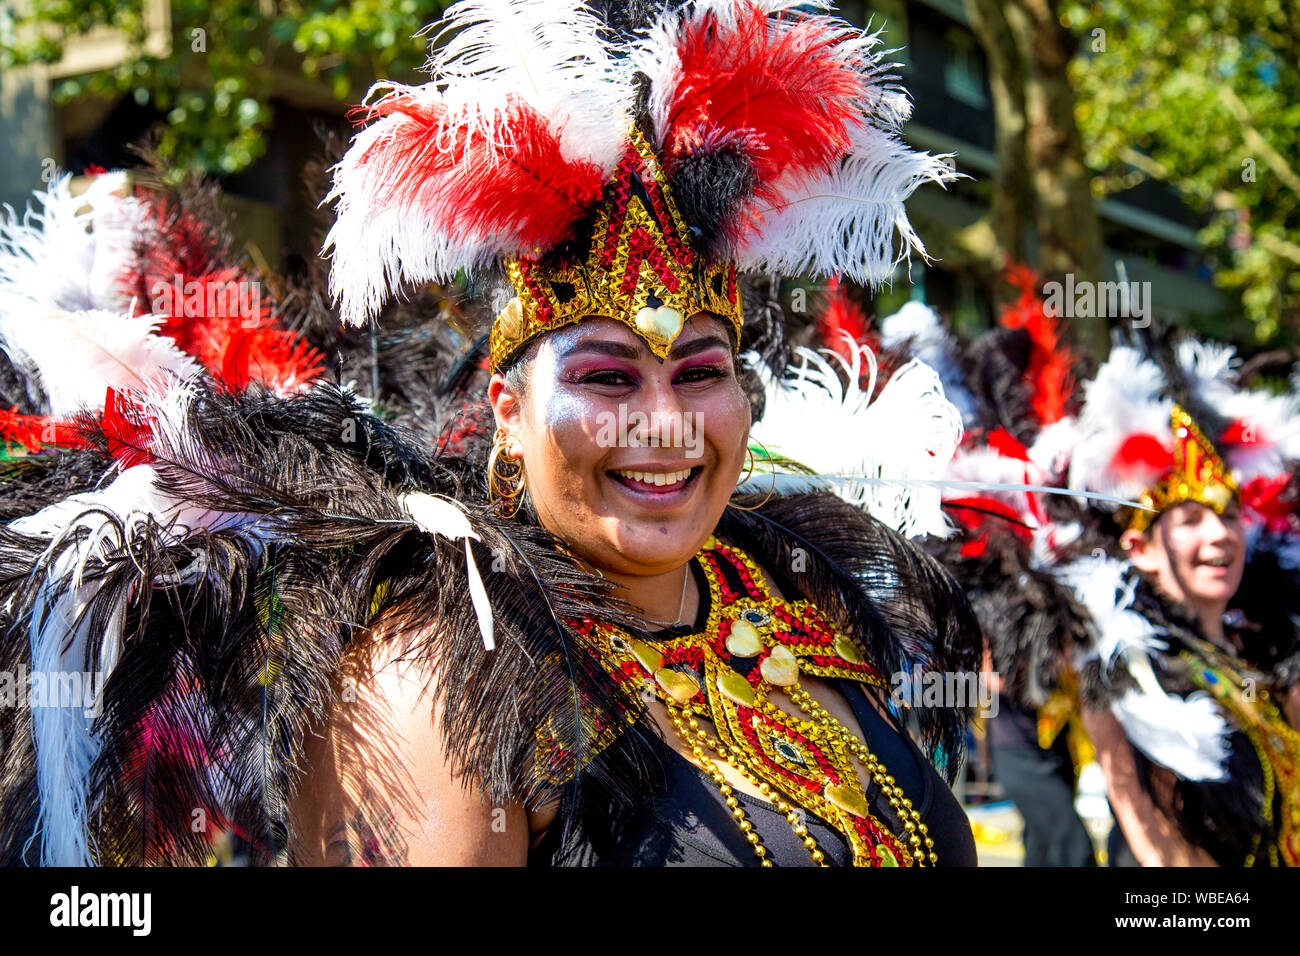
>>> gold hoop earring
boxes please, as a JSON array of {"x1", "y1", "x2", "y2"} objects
[
  {"x1": 728, "y1": 438, "x2": 776, "y2": 511},
  {"x1": 488, "y1": 428, "x2": 526, "y2": 518}
]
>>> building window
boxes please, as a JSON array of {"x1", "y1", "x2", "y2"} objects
[{"x1": 943, "y1": 28, "x2": 988, "y2": 108}]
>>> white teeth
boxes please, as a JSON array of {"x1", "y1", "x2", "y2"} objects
[{"x1": 615, "y1": 468, "x2": 692, "y2": 487}]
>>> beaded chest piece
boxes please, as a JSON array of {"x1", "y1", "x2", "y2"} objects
[
  {"x1": 576, "y1": 538, "x2": 934, "y2": 867},
  {"x1": 1181, "y1": 639, "x2": 1300, "y2": 867}
]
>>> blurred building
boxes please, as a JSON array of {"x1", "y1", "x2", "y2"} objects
[
  {"x1": 1, "y1": 0, "x2": 1223, "y2": 325},
  {"x1": 857, "y1": 0, "x2": 1223, "y2": 329}
]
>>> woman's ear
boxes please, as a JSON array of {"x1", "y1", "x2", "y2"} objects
[
  {"x1": 488, "y1": 372, "x2": 522, "y2": 432},
  {"x1": 1121, "y1": 527, "x2": 1161, "y2": 575}
]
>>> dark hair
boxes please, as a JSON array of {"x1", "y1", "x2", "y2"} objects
[{"x1": 499, "y1": 335, "x2": 543, "y2": 397}]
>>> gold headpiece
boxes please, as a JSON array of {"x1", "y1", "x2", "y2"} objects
[
  {"x1": 1128, "y1": 404, "x2": 1238, "y2": 533},
  {"x1": 489, "y1": 127, "x2": 743, "y2": 371}
]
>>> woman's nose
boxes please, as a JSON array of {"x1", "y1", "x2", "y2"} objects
[
  {"x1": 631, "y1": 377, "x2": 690, "y2": 445},
  {"x1": 1203, "y1": 509, "x2": 1239, "y2": 544}
]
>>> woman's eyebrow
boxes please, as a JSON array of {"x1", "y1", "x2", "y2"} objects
[
  {"x1": 559, "y1": 334, "x2": 730, "y2": 362},
  {"x1": 560, "y1": 340, "x2": 644, "y2": 360},
  {"x1": 668, "y1": 335, "x2": 731, "y2": 360}
]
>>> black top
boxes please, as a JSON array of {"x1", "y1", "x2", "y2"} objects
[
  {"x1": 530, "y1": 554, "x2": 978, "y2": 867},
  {"x1": 529, "y1": 680, "x2": 976, "y2": 866}
]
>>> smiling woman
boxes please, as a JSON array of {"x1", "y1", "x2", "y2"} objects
[
  {"x1": 286, "y1": 0, "x2": 985, "y2": 868},
  {"x1": 0, "y1": 0, "x2": 983, "y2": 869},
  {"x1": 1059, "y1": 344, "x2": 1300, "y2": 867},
  {"x1": 490, "y1": 316, "x2": 750, "y2": 589}
]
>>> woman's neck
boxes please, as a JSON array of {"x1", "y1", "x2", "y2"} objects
[
  {"x1": 604, "y1": 562, "x2": 699, "y2": 630},
  {"x1": 1196, "y1": 605, "x2": 1245, "y2": 654},
  {"x1": 1181, "y1": 596, "x2": 1236, "y2": 650}
]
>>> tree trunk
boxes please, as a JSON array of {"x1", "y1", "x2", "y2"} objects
[
  {"x1": 1005, "y1": 0, "x2": 1108, "y2": 356},
  {"x1": 963, "y1": 0, "x2": 1031, "y2": 267}
]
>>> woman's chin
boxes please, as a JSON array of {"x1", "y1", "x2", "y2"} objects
[
  {"x1": 607, "y1": 520, "x2": 714, "y2": 570},
  {"x1": 1185, "y1": 571, "x2": 1241, "y2": 606}
]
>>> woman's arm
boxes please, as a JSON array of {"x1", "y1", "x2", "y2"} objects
[
  {"x1": 1081, "y1": 707, "x2": 1217, "y2": 867},
  {"x1": 289, "y1": 616, "x2": 529, "y2": 865}
]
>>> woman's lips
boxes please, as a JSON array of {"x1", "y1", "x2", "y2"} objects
[{"x1": 608, "y1": 465, "x2": 702, "y2": 499}]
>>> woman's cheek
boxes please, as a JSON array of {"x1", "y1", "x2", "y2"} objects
[
  {"x1": 708, "y1": 386, "x2": 751, "y2": 467},
  {"x1": 537, "y1": 388, "x2": 605, "y2": 463}
]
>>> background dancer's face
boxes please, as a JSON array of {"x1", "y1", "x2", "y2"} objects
[
  {"x1": 1122, "y1": 500, "x2": 1245, "y2": 622},
  {"x1": 489, "y1": 313, "x2": 750, "y2": 577}
]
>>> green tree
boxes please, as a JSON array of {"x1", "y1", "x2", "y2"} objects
[
  {"x1": 1, "y1": 0, "x2": 453, "y2": 175},
  {"x1": 1064, "y1": 0, "x2": 1300, "y2": 346}
]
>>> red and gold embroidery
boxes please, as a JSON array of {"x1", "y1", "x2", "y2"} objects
[
  {"x1": 1183, "y1": 645, "x2": 1300, "y2": 867},
  {"x1": 490, "y1": 127, "x2": 743, "y2": 370},
  {"x1": 584, "y1": 537, "x2": 934, "y2": 867}
]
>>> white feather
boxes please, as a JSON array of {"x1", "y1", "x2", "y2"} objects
[
  {"x1": 1056, "y1": 554, "x2": 1167, "y2": 666},
  {"x1": 0, "y1": 172, "x2": 145, "y2": 315},
  {"x1": 1054, "y1": 552, "x2": 1230, "y2": 781},
  {"x1": 1176, "y1": 338, "x2": 1238, "y2": 400},
  {"x1": 322, "y1": 94, "x2": 502, "y2": 328},
  {"x1": 747, "y1": 339, "x2": 962, "y2": 538},
  {"x1": 1066, "y1": 345, "x2": 1170, "y2": 502},
  {"x1": 398, "y1": 492, "x2": 494, "y2": 650},
  {"x1": 323, "y1": 0, "x2": 633, "y2": 327},
  {"x1": 1174, "y1": 339, "x2": 1300, "y2": 481},
  {"x1": 1027, "y1": 416, "x2": 1079, "y2": 480},
  {"x1": 11, "y1": 453, "x2": 243, "y2": 866},
  {"x1": 733, "y1": 122, "x2": 958, "y2": 284},
  {"x1": 1109, "y1": 681, "x2": 1232, "y2": 782},
  {"x1": 428, "y1": 0, "x2": 632, "y2": 169},
  {"x1": 0, "y1": 306, "x2": 200, "y2": 416},
  {"x1": 878, "y1": 301, "x2": 978, "y2": 425}
]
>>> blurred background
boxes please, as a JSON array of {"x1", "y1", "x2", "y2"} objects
[
  {"x1": 4, "y1": 0, "x2": 1297, "y2": 367},
  {"x1": 2, "y1": 1, "x2": 1296, "y2": 364}
]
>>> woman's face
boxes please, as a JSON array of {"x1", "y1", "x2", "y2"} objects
[
  {"x1": 1123, "y1": 500, "x2": 1246, "y2": 617},
  {"x1": 489, "y1": 313, "x2": 751, "y2": 577}
]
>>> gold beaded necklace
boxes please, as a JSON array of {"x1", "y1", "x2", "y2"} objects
[
  {"x1": 583, "y1": 537, "x2": 935, "y2": 867},
  {"x1": 1180, "y1": 638, "x2": 1300, "y2": 867}
]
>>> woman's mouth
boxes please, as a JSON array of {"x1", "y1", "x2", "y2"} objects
[{"x1": 608, "y1": 465, "x2": 702, "y2": 499}]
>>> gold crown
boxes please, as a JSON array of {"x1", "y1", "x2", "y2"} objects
[
  {"x1": 1128, "y1": 404, "x2": 1238, "y2": 533},
  {"x1": 490, "y1": 127, "x2": 743, "y2": 370}
]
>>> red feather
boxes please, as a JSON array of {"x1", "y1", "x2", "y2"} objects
[
  {"x1": 2, "y1": 407, "x2": 54, "y2": 453},
  {"x1": 118, "y1": 192, "x2": 324, "y2": 393},
  {"x1": 1240, "y1": 474, "x2": 1300, "y2": 533},
  {"x1": 145, "y1": 269, "x2": 323, "y2": 394},
  {"x1": 1112, "y1": 433, "x2": 1172, "y2": 476},
  {"x1": 986, "y1": 428, "x2": 1030, "y2": 461},
  {"x1": 118, "y1": 187, "x2": 229, "y2": 310},
  {"x1": 102, "y1": 387, "x2": 156, "y2": 468},
  {"x1": 816, "y1": 278, "x2": 870, "y2": 357},
  {"x1": 946, "y1": 495, "x2": 1033, "y2": 543},
  {"x1": 360, "y1": 93, "x2": 604, "y2": 249},
  {"x1": 998, "y1": 263, "x2": 1076, "y2": 425},
  {"x1": 1219, "y1": 418, "x2": 1259, "y2": 448},
  {"x1": 662, "y1": 4, "x2": 864, "y2": 238},
  {"x1": 1, "y1": 408, "x2": 92, "y2": 455}
]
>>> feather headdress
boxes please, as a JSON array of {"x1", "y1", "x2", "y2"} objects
[
  {"x1": 323, "y1": 0, "x2": 958, "y2": 369},
  {"x1": 1065, "y1": 337, "x2": 1300, "y2": 532}
]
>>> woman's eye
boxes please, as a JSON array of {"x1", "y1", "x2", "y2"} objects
[
  {"x1": 676, "y1": 365, "x2": 726, "y2": 384},
  {"x1": 577, "y1": 370, "x2": 635, "y2": 387}
]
